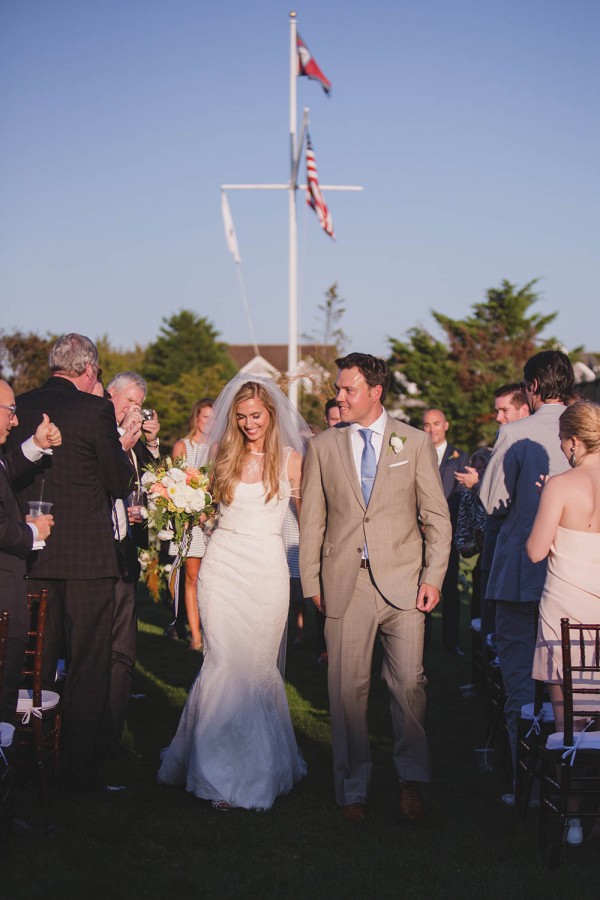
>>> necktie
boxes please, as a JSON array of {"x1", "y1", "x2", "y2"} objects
[{"x1": 359, "y1": 428, "x2": 376, "y2": 506}]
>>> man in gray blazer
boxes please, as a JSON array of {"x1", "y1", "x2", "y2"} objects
[
  {"x1": 300, "y1": 353, "x2": 451, "y2": 823},
  {"x1": 479, "y1": 350, "x2": 574, "y2": 781}
]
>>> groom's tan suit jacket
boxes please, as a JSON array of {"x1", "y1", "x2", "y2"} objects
[{"x1": 300, "y1": 415, "x2": 452, "y2": 616}]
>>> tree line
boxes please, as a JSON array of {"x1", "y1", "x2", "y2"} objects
[{"x1": 0, "y1": 280, "x2": 586, "y2": 452}]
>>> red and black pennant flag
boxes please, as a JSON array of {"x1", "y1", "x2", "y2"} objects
[{"x1": 297, "y1": 33, "x2": 331, "y2": 95}]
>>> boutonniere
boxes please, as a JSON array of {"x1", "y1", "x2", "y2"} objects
[
  {"x1": 388, "y1": 432, "x2": 406, "y2": 456},
  {"x1": 450, "y1": 450, "x2": 460, "y2": 460}
]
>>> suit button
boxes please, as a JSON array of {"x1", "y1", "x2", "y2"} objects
[
  {"x1": 365, "y1": 517, "x2": 370, "y2": 523},
  {"x1": 357, "y1": 548, "x2": 362, "y2": 553}
]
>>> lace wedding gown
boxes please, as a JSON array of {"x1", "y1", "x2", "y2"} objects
[{"x1": 157, "y1": 466, "x2": 306, "y2": 809}]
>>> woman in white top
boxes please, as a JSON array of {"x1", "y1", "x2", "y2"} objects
[{"x1": 172, "y1": 398, "x2": 214, "y2": 651}]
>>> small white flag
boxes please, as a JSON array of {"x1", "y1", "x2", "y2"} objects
[{"x1": 221, "y1": 191, "x2": 241, "y2": 264}]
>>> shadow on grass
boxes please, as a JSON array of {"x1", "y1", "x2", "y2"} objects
[{"x1": 3, "y1": 589, "x2": 600, "y2": 899}]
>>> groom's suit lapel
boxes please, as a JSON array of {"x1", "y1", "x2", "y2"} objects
[{"x1": 335, "y1": 424, "x2": 365, "y2": 510}]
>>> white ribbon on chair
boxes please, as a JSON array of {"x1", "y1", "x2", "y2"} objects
[
  {"x1": 525, "y1": 708, "x2": 546, "y2": 739},
  {"x1": 20, "y1": 706, "x2": 44, "y2": 726},
  {"x1": 561, "y1": 720, "x2": 595, "y2": 767}
]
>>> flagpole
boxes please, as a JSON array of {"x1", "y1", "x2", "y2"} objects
[
  {"x1": 288, "y1": 10, "x2": 299, "y2": 409},
  {"x1": 222, "y1": 14, "x2": 362, "y2": 409}
]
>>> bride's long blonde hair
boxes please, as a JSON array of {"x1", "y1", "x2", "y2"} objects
[{"x1": 213, "y1": 381, "x2": 281, "y2": 505}]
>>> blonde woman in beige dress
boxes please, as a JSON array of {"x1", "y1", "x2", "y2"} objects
[{"x1": 527, "y1": 401, "x2": 600, "y2": 844}]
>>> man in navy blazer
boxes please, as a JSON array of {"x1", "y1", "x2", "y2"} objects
[
  {"x1": 0, "y1": 380, "x2": 58, "y2": 723},
  {"x1": 479, "y1": 350, "x2": 574, "y2": 779},
  {"x1": 423, "y1": 409, "x2": 469, "y2": 654}
]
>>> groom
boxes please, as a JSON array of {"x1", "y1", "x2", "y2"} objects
[{"x1": 300, "y1": 353, "x2": 451, "y2": 822}]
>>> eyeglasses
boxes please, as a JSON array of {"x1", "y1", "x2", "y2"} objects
[{"x1": 0, "y1": 404, "x2": 17, "y2": 418}]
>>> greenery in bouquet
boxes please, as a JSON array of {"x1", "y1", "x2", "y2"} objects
[{"x1": 141, "y1": 456, "x2": 214, "y2": 565}]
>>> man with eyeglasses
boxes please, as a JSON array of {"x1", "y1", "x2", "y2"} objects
[
  {"x1": 5, "y1": 333, "x2": 135, "y2": 792},
  {"x1": 0, "y1": 379, "x2": 61, "y2": 725}
]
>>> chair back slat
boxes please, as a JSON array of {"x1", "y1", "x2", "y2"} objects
[
  {"x1": 560, "y1": 617, "x2": 600, "y2": 746},
  {"x1": 22, "y1": 590, "x2": 49, "y2": 707}
]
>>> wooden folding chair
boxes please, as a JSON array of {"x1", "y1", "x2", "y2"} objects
[
  {"x1": 0, "y1": 609, "x2": 15, "y2": 848},
  {"x1": 515, "y1": 680, "x2": 554, "y2": 817},
  {"x1": 14, "y1": 590, "x2": 62, "y2": 805},
  {"x1": 539, "y1": 617, "x2": 600, "y2": 867}
]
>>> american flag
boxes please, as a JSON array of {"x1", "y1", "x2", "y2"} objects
[
  {"x1": 297, "y1": 33, "x2": 331, "y2": 95},
  {"x1": 305, "y1": 133, "x2": 335, "y2": 239}
]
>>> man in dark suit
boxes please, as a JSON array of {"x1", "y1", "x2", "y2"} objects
[
  {"x1": 0, "y1": 379, "x2": 58, "y2": 723},
  {"x1": 5, "y1": 334, "x2": 134, "y2": 790},
  {"x1": 422, "y1": 408, "x2": 469, "y2": 654},
  {"x1": 105, "y1": 372, "x2": 160, "y2": 750}
]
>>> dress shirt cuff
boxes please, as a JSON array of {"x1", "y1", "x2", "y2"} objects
[
  {"x1": 26, "y1": 522, "x2": 39, "y2": 543},
  {"x1": 22, "y1": 436, "x2": 52, "y2": 461}
]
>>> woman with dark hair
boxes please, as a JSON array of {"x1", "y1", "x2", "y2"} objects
[
  {"x1": 158, "y1": 376, "x2": 310, "y2": 810},
  {"x1": 170, "y1": 398, "x2": 214, "y2": 650}
]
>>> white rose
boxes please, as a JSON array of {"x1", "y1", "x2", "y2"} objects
[
  {"x1": 141, "y1": 471, "x2": 157, "y2": 486},
  {"x1": 171, "y1": 490, "x2": 189, "y2": 510},
  {"x1": 169, "y1": 468, "x2": 187, "y2": 484},
  {"x1": 390, "y1": 435, "x2": 404, "y2": 454},
  {"x1": 157, "y1": 528, "x2": 174, "y2": 540},
  {"x1": 189, "y1": 492, "x2": 205, "y2": 513},
  {"x1": 162, "y1": 475, "x2": 175, "y2": 488}
]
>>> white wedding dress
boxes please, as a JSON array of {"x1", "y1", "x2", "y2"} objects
[{"x1": 157, "y1": 462, "x2": 306, "y2": 809}]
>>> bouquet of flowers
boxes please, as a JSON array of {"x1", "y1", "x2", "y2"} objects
[{"x1": 141, "y1": 457, "x2": 214, "y2": 566}]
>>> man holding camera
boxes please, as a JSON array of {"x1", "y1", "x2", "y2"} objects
[{"x1": 105, "y1": 372, "x2": 161, "y2": 751}]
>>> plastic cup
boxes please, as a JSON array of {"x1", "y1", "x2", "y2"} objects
[
  {"x1": 28, "y1": 501, "x2": 53, "y2": 518},
  {"x1": 128, "y1": 490, "x2": 146, "y2": 523}
]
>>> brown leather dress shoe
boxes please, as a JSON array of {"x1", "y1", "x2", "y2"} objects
[
  {"x1": 399, "y1": 781, "x2": 424, "y2": 823},
  {"x1": 342, "y1": 802, "x2": 366, "y2": 822}
]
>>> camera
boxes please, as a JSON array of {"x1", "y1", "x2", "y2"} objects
[{"x1": 141, "y1": 408, "x2": 154, "y2": 421}]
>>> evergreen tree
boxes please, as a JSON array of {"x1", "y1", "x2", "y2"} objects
[{"x1": 388, "y1": 280, "x2": 559, "y2": 449}]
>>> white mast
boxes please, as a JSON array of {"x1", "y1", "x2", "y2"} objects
[
  {"x1": 221, "y1": 12, "x2": 362, "y2": 410},
  {"x1": 288, "y1": 10, "x2": 299, "y2": 409}
]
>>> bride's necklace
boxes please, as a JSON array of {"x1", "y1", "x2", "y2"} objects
[{"x1": 244, "y1": 450, "x2": 265, "y2": 479}]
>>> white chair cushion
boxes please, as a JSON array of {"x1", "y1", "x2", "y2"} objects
[
  {"x1": 546, "y1": 731, "x2": 600, "y2": 751},
  {"x1": 16, "y1": 689, "x2": 60, "y2": 714},
  {"x1": 520, "y1": 702, "x2": 555, "y2": 722},
  {"x1": 0, "y1": 721, "x2": 15, "y2": 748}
]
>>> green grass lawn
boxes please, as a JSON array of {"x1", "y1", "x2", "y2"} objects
[{"x1": 3, "y1": 591, "x2": 599, "y2": 899}]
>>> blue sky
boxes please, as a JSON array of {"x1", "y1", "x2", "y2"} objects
[{"x1": 1, "y1": 0, "x2": 598, "y2": 359}]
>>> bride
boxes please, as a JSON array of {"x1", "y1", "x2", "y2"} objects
[{"x1": 157, "y1": 375, "x2": 310, "y2": 810}]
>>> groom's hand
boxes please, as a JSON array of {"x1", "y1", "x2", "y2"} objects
[
  {"x1": 312, "y1": 594, "x2": 326, "y2": 615},
  {"x1": 416, "y1": 583, "x2": 440, "y2": 614}
]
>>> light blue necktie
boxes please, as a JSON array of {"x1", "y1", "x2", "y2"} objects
[{"x1": 359, "y1": 428, "x2": 376, "y2": 506}]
